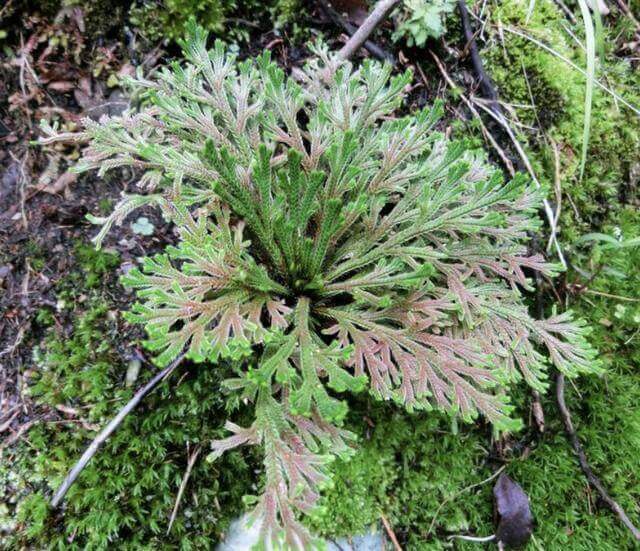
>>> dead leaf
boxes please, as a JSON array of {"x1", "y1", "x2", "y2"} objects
[
  {"x1": 494, "y1": 473, "x2": 533, "y2": 548},
  {"x1": 118, "y1": 62, "x2": 136, "y2": 79},
  {"x1": 55, "y1": 404, "x2": 80, "y2": 417},
  {"x1": 0, "y1": 119, "x2": 10, "y2": 137},
  {"x1": 37, "y1": 155, "x2": 60, "y2": 188},
  {"x1": 0, "y1": 265, "x2": 11, "y2": 283},
  {"x1": 2, "y1": 162, "x2": 21, "y2": 190}
]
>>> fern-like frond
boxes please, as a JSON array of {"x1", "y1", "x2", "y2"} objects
[{"x1": 46, "y1": 22, "x2": 601, "y2": 549}]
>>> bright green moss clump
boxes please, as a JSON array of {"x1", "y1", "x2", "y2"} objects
[
  {"x1": 4, "y1": 290, "x2": 255, "y2": 549},
  {"x1": 129, "y1": 0, "x2": 303, "y2": 42},
  {"x1": 484, "y1": 0, "x2": 640, "y2": 239},
  {"x1": 309, "y1": 406, "x2": 494, "y2": 547}
]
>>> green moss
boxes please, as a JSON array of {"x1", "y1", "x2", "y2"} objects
[
  {"x1": 509, "y1": 216, "x2": 640, "y2": 549},
  {"x1": 72, "y1": 241, "x2": 120, "y2": 288},
  {"x1": 483, "y1": 0, "x2": 640, "y2": 238},
  {"x1": 97, "y1": 197, "x2": 113, "y2": 215},
  {"x1": 24, "y1": 239, "x2": 47, "y2": 272},
  {"x1": 310, "y1": 406, "x2": 495, "y2": 548},
  {"x1": 5, "y1": 298, "x2": 256, "y2": 549},
  {"x1": 22, "y1": 0, "x2": 132, "y2": 37}
]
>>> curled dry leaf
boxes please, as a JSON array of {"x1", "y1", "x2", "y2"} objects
[
  {"x1": 494, "y1": 473, "x2": 533, "y2": 548},
  {"x1": 48, "y1": 81, "x2": 76, "y2": 93}
]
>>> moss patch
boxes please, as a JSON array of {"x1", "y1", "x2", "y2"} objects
[
  {"x1": 129, "y1": 0, "x2": 304, "y2": 43},
  {"x1": 2, "y1": 264, "x2": 257, "y2": 549},
  {"x1": 483, "y1": 0, "x2": 640, "y2": 238}
]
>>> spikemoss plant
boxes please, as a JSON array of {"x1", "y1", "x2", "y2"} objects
[{"x1": 41, "y1": 23, "x2": 600, "y2": 548}]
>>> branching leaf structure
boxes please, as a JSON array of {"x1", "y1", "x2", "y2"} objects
[{"x1": 41, "y1": 22, "x2": 601, "y2": 549}]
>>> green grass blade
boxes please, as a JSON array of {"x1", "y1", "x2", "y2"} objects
[
  {"x1": 592, "y1": 6, "x2": 605, "y2": 62},
  {"x1": 526, "y1": 0, "x2": 536, "y2": 23},
  {"x1": 576, "y1": 0, "x2": 595, "y2": 181}
]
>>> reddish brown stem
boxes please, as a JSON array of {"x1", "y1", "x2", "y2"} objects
[{"x1": 556, "y1": 373, "x2": 640, "y2": 541}]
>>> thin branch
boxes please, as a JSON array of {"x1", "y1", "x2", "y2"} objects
[
  {"x1": 457, "y1": 0, "x2": 500, "y2": 114},
  {"x1": 448, "y1": 534, "x2": 496, "y2": 542},
  {"x1": 554, "y1": 0, "x2": 578, "y2": 23},
  {"x1": 167, "y1": 444, "x2": 202, "y2": 534},
  {"x1": 531, "y1": 390, "x2": 545, "y2": 433},
  {"x1": 556, "y1": 373, "x2": 640, "y2": 541},
  {"x1": 50, "y1": 353, "x2": 186, "y2": 508},
  {"x1": 338, "y1": 0, "x2": 400, "y2": 61},
  {"x1": 583, "y1": 289, "x2": 640, "y2": 302},
  {"x1": 380, "y1": 511, "x2": 403, "y2": 551},
  {"x1": 317, "y1": 0, "x2": 395, "y2": 63},
  {"x1": 427, "y1": 52, "x2": 515, "y2": 177}
]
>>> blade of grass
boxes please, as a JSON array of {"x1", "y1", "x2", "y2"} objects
[
  {"x1": 526, "y1": 0, "x2": 536, "y2": 23},
  {"x1": 576, "y1": 0, "x2": 595, "y2": 181},
  {"x1": 592, "y1": 6, "x2": 605, "y2": 61}
]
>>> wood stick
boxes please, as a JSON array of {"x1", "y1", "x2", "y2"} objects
[
  {"x1": 428, "y1": 51, "x2": 516, "y2": 177},
  {"x1": 380, "y1": 511, "x2": 403, "y2": 551},
  {"x1": 338, "y1": 0, "x2": 400, "y2": 62},
  {"x1": 457, "y1": 0, "x2": 500, "y2": 114},
  {"x1": 317, "y1": 0, "x2": 395, "y2": 63},
  {"x1": 50, "y1": 353, "x2": 186, "y2": 508},
  {"x1": 556, "y1": 373, "x2": 640, "y2": 541},
  {"x1": 167, "y1": 444, "x2": 202, "y2": 534}
]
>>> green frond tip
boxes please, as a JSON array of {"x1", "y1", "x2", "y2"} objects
[{"x1": 178, "y1": 17, "x2": 208, "y2": 56}]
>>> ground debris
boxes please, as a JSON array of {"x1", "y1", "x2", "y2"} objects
[{"x1": 494, "y1": 473, "x2": 533, "y2": 548}]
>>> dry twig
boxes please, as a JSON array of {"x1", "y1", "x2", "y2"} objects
[
  {"x1": 457, "y1": 0, "x2": 500, "y2": 114},
  {"x1": 338, "y1": 0, "x2": 400, "y2": 61},
  {"x1": 556, "y1": 373, "x2": 640, "y2": 541},
  {"x1": 427, "y1": 51, "x2": 516, "y2": 176},
  {"x1": 167, "y1": 444, "x2": 202, "y2": 534},
  {"x1": 317, "y1": 0, "x2": 395, "y2": 63},
  {"x1": 380, "y1": 511, "x2": 403, "y2": 551},
  {"x1": 50, "y1": 353, "x2": 186, "y2": 508}
]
